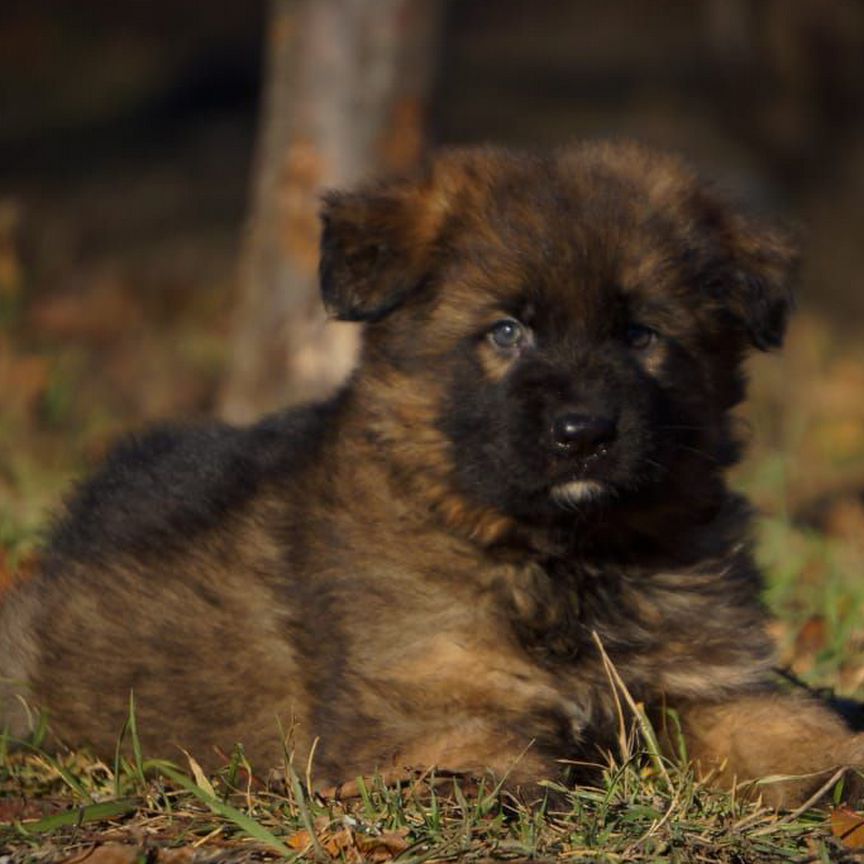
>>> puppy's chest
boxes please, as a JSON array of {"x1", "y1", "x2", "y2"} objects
[{"x1": 498, "y1": 556, "x2": 657, "y2": 671}]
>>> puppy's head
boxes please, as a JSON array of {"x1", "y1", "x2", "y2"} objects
[{"x1": 320, "y1": 143, "x2": 795, "y2": 539}]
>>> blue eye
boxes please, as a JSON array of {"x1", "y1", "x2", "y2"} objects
[
  {"x1": 625, "y1": 324, "x2": 658, "y2": 351},
  {"x1": 489, "y1": 319, "x2": 525, "y2": 349}
]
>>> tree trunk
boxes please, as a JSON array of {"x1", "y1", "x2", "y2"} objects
[{"x1": 220, "y1": 0, "x2": 442, "y2": 423}]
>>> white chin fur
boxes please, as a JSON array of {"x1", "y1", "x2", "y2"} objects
[{"x1": 550, "y1": 479, "x2": 606, "y2": 510}]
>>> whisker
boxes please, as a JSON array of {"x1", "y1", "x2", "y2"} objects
[{"x1": 675, "y1": 443, "x2": 721, "y2": 464}]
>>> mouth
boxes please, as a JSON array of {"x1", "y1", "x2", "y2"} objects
[
  {"x1": 549, "y1": 478, "x2": 608, "y2": 510},
  {"x1": 547, "y1": 442, "x2": 616, "y2": 509}
]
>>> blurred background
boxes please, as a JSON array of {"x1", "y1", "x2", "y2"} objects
[{"x1": 1, "y1": 0, "x2": 863, "y2": 690}]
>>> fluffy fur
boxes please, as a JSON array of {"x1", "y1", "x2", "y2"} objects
[{"x1": 1, "y1": 142, "x2": 860, "y2": 808}]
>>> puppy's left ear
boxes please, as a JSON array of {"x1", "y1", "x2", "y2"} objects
[
  {"x1": 697, "y1": 194, "x2": 798, "y2": 351},
  {"x1": 319, "y1": 181, "x2": 441, "y2": 322}
]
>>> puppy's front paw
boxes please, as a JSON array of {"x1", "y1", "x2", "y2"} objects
[
  {"x1": 680, "y1": 695, "x2": 864, "y2": 809},
  {"x1": 751, "y1": 728, "x2": 864, "y2": 809}
]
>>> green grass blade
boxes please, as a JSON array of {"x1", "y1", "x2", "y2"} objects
[
  {"x1": 157, "y1": 764, "x2": 295, "y2": 858},
  {"x1": 15, "y1": 798, "x2": 139, "y2": 834},
  {"x1": 127, "y1": 691, "x2": 146, "y2": 786}
]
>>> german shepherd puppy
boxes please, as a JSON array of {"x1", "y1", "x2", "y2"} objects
[{"x1": 2, "y1": 142, "x2": 861, "y2": 807}]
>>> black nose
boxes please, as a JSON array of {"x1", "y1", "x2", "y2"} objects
[{"x1": 552, "y1": 412, "x2": 616, "y2": 454}]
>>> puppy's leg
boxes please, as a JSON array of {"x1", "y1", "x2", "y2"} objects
[
  {"x1": 394, "y1": 724, "x2": 563, "y2": 804},
  {"x1": 678, "y1": 694, "x2": 864, "y2": 808}
]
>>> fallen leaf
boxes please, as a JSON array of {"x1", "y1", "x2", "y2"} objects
[
  {"x1": 323, "y1": 826, "x2": 355, "y2": 857},
  {"x1": 831, "y1": 806, "x2": 864, "y2": 848},
  {"x1": 285, "y1": 825, "x2": 409, "y2": 862},
  {"x1": 356, "y1": 829, "x2": 411, "y2": 861},
  {"x1": 286, "y1": 829, "x2": 313, "y2": 851}
]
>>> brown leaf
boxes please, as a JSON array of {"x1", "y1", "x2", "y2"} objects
[
  {"x1": 356, "y1": 829, "x2": 411, "y2": 861},
  {"x1": 285, "y1": 825, "x2": 408, "y2": 862},
  {"x1": 286, "y1": 828, "x2": 314, "y2": 851},
  {"x1": 831, "y1": 806, "x2": 864, "y2": 848},
  {"x1": 323, "y1": 826, "x2": 356, "y2": 857}
]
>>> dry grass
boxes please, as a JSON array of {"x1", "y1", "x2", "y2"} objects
[{"x1": 2, "y1": 703, "x2": 859, "y2": 863}]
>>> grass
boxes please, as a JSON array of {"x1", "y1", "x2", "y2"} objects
[{"x1": 1, "y1": 720, "x2": 856, "y2": 863}]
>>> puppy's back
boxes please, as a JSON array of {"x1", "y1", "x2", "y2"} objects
[
  {"x1": 49, "y1": 413, "x2": 303, "y2": 564},
  {"x1": 0, "y1": 401, "x2": 335, "y2": 762}
]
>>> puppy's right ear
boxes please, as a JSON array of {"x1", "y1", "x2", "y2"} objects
[
  {"x1": 319, "y1": 182, "x2": 441, "y2": 322},
  {"x1": 691, "y1": 187, "x2": 797, "y2": 352}
]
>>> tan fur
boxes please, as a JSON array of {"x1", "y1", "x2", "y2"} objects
[{"x1": 680, "y1": 696, "x2": 864, "y2": 808}]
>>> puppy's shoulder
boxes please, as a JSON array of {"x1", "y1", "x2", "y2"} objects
[{"x1": 46, "y1": 399, "x2": 337, "y2": 564}]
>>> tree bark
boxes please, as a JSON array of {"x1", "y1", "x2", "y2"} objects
[{"x1": 220, "y1": 0, "x2": 442, "y2": 422}]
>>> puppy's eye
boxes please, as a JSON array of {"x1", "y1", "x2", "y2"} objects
[
  {"x1": 489, "y1": 318, "x2": 525, "y2": 350},
  {"x1": 625, "y1": 324, "x2": 658, "y2": 351}
]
